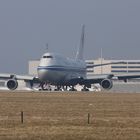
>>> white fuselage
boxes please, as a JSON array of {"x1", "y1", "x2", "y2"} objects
[{"x1": 37, "y1": 52, "x2": 86, "y2": 85}]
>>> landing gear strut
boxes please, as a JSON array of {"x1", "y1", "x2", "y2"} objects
[
  {"x1": 69, "y1": 86, "x2": 77, "y2": 91},
  {"x1": 81, "y1": 86, "x2": 89, "y2": 91},
  {"x1": 54, "y1": 85, "x2": 62, "y2": 91},
  {"x1": 39, "y1": 82, "x2": 51, "y2": 91}
]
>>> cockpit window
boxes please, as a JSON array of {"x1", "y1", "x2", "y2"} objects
[{"x1": 43, "y1": 55, "x2": 53, "y2": 58}]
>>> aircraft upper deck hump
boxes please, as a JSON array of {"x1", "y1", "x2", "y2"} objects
[{"x1": 75, "y1": 25, "x2": 85, "y2": 60}]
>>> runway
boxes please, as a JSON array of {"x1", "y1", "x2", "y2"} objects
[{"x1": 0, "y1": 92, "x2": 140, "y2": 140}]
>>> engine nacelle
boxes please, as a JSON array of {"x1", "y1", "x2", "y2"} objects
[
  {"x1": 101, "y1": 79, "x2": 113, "y2": 90},
  {"x1": 7, "y1": 79, "x2": 18, "y2": 90}
]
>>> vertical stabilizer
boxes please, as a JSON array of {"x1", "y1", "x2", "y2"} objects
[{"x1": 76, "y1": 25, "x2": 85, "y2": 60}]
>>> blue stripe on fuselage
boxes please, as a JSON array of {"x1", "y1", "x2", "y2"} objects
[{"x1": 37, "y1": 66, "x2": 86, "y2": 73}]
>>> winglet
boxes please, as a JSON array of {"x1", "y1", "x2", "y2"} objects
[{"x1": 76, "y1": 25, "x2": 85, "y2": 60}]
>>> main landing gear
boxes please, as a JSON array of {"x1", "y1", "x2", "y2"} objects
[
  {"x1": 54, "y1": 86, "x2": 62, "y2": 91},
  {"x1": 38, "y1": 83, "x2": 90, "y2": 92},
  {"x1": 69, "y1": 86, "x2": 77, "y2": 91},
  {"x1": 39, "y1": 82, "x2": 51, "y2": 91},
  {"x1": 81, "y1": 86, "x2": 89, "y2": 91},
  {"x1": 54, "y1": 85, "x2": 68, "y2": 91},
  {"x1": 54, "y1": 85, "x2": 77, "y2": 91}
]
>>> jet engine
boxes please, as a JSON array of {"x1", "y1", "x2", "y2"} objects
[
  {"x1": 6, "y1": 79, "x2": 18, "y2": 90},
  {"x1": 101, "y1": 79, "x2": 113, "y2": 90}
]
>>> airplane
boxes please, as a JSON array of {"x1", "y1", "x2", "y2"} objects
[
  {"x1": 36, "y1": 25, "x2": 140, "y2": 91},
  {"x1": 1, "y1": 25, "x2": 140, "y2": 91}
]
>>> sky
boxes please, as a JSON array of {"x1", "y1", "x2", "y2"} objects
[{"x1": 0, "y1": 0, "x2": 140, "y2": 74}]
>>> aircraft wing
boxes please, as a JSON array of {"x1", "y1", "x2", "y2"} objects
[
  {"x1": 113, "y1": 73, "x2": 140, "y2": 82},
  {"x1": 0, "y1": 73, "x2": 40, "y2": 90},
  {"x1": 90, "y1": 61, "x2": 125, "y2": 67},
  {"x1": 81, "y1": 74, "x2": 114, "y2": 84},
  {"x1": 75, "y1": 73, "x2": 140, "y2": 90},
  {"x1": 85, "y1": 73, "x2": 140, "y2": 83},
  {"x1": 0, "y1": 73, "x2": 35, "y2": 80}
]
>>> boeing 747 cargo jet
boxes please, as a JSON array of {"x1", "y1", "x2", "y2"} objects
[{"x1": 0, "y1": 25, "x2": 140, "y2": 91}]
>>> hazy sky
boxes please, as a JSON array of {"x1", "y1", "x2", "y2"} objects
[{"x1": 0, "y1": 0, "x2": 140, "y2": 74}]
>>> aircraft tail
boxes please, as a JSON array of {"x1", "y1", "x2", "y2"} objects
[{"x1": 75, "y1": 25, "x2": 85, "y2": 60}]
